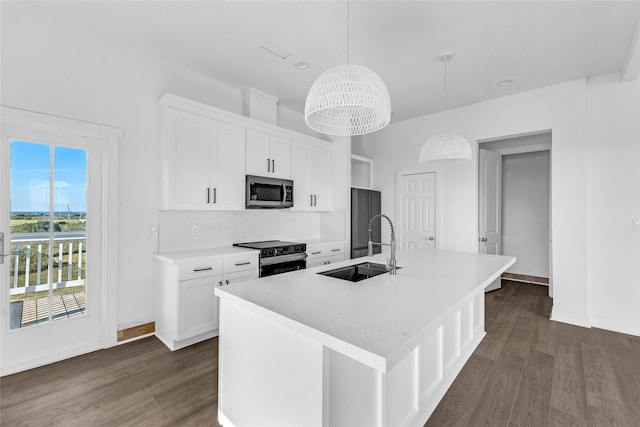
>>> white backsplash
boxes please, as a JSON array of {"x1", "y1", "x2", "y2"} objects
[{"x1": 158, "y1": 210, "x2": 345, "y2": 252}]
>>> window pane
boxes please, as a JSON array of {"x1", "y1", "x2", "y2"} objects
[
  {"x1": 8, "y1": 141, "x2": 88, "y2": 329},
  {"x1": 10, "y1": 141, "x2": 50, "y2": 234},
  {"x1": 53, "y1": 146, "x2": 88, "y2": 322}
]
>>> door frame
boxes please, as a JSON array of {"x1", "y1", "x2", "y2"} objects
[
  {"x1": 395, "y1": 169, "x2": 442, "y2": 251},
  {"x1": 477, "y1": 130, "x2": 553, "y2": 297},
  {"x1": 0, "y1": 106, "x2": 121, "y2": 375}
]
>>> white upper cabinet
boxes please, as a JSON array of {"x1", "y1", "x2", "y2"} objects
[
  {"x1": 291, "y1": 141, "x2": 333, "y2": 211},
  {"x1": 246, "y1": 129, "x2": 291, "y2": 179},
  {"x1": 159, "y1": 94, "x2": 339, "y2": 212},
  {"x1": 164, "y1": 107, "x2": 245, "y2": 210}
]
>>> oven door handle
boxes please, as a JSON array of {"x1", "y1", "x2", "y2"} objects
[{"x1": 260, "y1": 252, "x2": 308, "y2": 266}]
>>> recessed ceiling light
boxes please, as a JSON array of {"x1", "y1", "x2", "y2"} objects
[
  {"x1": 497, "y1": 79, "x2": 515, "y2": 87},
  {"x1": 294, "y1": 61, "x2": 310, "y2": 70}
]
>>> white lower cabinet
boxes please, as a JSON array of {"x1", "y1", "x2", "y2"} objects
[
  {"x1": 306, "y1": 242, "x2": 346, "y2": 268},
  {"x1": 177, "y1": 275, "x2": 221, "y2": 341},
  {"x1": 156, "y1": 251, "x2": 258, "y2": 351}
]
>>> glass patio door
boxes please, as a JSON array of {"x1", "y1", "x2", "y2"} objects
[
  {"x1": 9, "y1": 141, "x2": 88, "y2": 329},
  {"x1": 1, "y1": 107, "x2": 118, "y2": 375}
]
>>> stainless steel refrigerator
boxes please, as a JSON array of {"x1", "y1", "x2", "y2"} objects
[{"x1": 351, "y1": 188, "x2": 381, "y2": 259}]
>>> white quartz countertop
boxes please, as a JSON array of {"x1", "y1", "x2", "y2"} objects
[
  {"x1": 154, "y1": 246, "x2": 259, "y2": 263},
  {"x1": 216, "y1": 248, "x2": 515, "y2": 372}
]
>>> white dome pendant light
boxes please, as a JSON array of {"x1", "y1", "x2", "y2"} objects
[
  {"x1": 305, "y1": 2, "x2": 391, "y2": 136},
  {"x1": 419, "y1": 53, "x2": 471, "y2": 163}
]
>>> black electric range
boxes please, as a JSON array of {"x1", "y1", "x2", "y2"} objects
[{"x1": 233, "y1": 240, "x2": 307, "y2": 277}]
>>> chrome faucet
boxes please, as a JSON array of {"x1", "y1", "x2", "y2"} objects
[{"x1": 367, "y1": 213, "x2": 397, "y2": 275}]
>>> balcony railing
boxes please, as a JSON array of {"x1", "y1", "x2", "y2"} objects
[{"x1": 9, "y1": 233, "x2": 86, "y2": 296}]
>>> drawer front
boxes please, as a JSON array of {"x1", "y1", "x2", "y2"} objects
[
  {"x1": 178, "y1": 258, "x2": 224, "y2": 281},
  {"x1": 306, "y1": 245, "x2": 326, "y2": 259},
  {"x1": 325, "y1": 243, "x2": 345, "y2": 256},
  {"x1": 224, "y1": 254, "x2": 259, "y2": 274}
]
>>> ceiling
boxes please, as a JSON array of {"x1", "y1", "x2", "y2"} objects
[{"x1": 6, "y1": 1, "x2": 639, "y2": 123}]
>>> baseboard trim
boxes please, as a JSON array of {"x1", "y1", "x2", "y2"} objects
[
  {"x1": 1, "y1": 341, "x2": 102, "y2": 377},
  {"x1": 550, "y1": 309, "x2": 591, "y2": 328},
  {"x1": 502, "y1": 273, "x2": 549, "y2": 285},
  {"x1": 589, "y1": 315, "x2": 640, "y2": 336},
  {"x1": 117, "y1": 321, "x2": 155, "y2": 342}
]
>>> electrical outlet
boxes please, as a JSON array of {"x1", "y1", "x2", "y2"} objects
[
  {"x1": 633, "y1": 219, "x2": 640, "y2": 230},
  {"x1": 148, "y1": 226, "x2": 158, "y2": 238},
  {"x1": 192, "y1": 225, "x2": 200, "y2": 237}
]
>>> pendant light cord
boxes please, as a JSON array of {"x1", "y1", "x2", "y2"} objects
[
  {"x1": 443, "y1": 54, "x2": 449, "y2": 131},
  {"x1": 346, "y1": 0, "x2": 350, "y2": 64}
]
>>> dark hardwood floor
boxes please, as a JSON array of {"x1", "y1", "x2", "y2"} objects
[
  {"x1": 427, "y1": 280, "x2": 640, "y2": 427},
  {"x1": 0, "y1": 335, "x2": 221, "y2": 427},
  {"x1": 2, "y1": 280, "x2": 640, "y2": 426}
]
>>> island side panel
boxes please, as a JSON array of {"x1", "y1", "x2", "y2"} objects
[
  {"x1": 326, "y1": 289, "x2": 486, "y2": 427},
  {"x1": 218, "y1": 298, "x2": 325, "y2": 427}
]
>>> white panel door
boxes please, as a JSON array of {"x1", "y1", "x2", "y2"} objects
[
  {"x1": 479, "y1": 148, "x2": 502, "y2": 292},
  {"x1": 478, "y1": 149, "x2": 502, "y2": 255},
  {"x1": 400, "y1": 173, "x2": 436, "y2": 249},
  {"x1": 211, "y1": 121, "x2": 245, "y2": 210}
]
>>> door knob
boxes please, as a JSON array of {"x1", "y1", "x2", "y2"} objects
[
  {"x1": 428, "y1": 236, "x2": 435, "y2": 241},
  {"x1": 478, "y1": 237, "x2": 488, "y2": 243}
]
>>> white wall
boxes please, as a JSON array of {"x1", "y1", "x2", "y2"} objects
[
  {"x1": 586, "y1": 74, "x2": 640, "y2": 333},
  {"x1": 501, "y1": 151, "x2": 550, "y2": 278},
  {"x1": 1, "y1": 4, "x2": 344, "y2": 334},
  {"x1": 354, "y1": 75, "x2": 640, "y2": 334}
]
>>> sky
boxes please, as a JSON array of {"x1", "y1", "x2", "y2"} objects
[{"x1": 10, "y1": 140, "x2": 87, "y2": 213}]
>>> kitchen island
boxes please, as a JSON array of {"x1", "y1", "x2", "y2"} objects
[{"x1": 215, "y1": 248, "x2": 515, "y2": 427}]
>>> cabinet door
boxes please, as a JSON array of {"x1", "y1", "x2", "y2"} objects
[
  {"x1": 166, "y1": 108, "x2": 212, "y2": 210},
  {"x1": 246, "y1": 130, "x2": 272, "y2": 176},
  {"x1": 311, "y1": 145, "x2": 332, "y2": 211},
  {"x1": 270, "y1": 135, "x2": 291, "y2": 179},
  {"x1": 212, "y1": 121, "x2": 246, "y2": 210},
  {"x1": 177, "y1": 275, "x2": 222, "y2": 340},
  {"x1": 246, "y1": 130, "x2": 291, "y2": 179},
  {"x1": 291, "y1": 143, "x2": 313, "y2": 211}
]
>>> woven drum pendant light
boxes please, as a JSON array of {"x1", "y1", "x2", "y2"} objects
[
  {"x1": 419, "y1": 53, "x2": 471, "y2": 163},
  {"x1": 305, "y1": 2, "x2": 391, "y2": 136}
]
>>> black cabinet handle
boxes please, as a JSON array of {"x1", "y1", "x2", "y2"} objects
[
  {"x1": 267, "y1": 158, "x2": 271, "y2": 172},
  {"x1": 331, "y1": 248, "x2": 341, "y2": 252},
  {"x1": 206, "y1": 188, "x2": 210, "y2": 203},
  {"x1": 235, "y1": 262, "x2": 251, "y2": 266},
  {"x1": 193, "y1": 267, "x2": 213, "y2": 272},
  {"x1": 213, "y1": 188, "x2": 217, "y2": 204},
  {"x1": 272, "y1": 159, "x2": 275, "y2": 173}
]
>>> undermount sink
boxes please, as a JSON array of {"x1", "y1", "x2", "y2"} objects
[{"x1": 318, "y1": 262, "x2": 401, "y2": 282}]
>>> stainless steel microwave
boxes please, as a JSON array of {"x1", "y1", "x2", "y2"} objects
[{"x1": 246, "y1": 175, "x2": 294, "y2": 209}]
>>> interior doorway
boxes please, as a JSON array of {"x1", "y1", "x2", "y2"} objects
[{"x1": 478, "y1": 131, "x2": 552, "y2": 295}]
